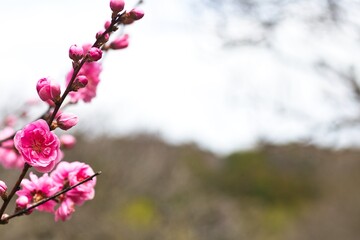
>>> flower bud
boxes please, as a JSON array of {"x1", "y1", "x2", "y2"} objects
[
  {"x1": 0, "y1": 180, "x2": 7, "y2": 200},
  {"x1": 36, "y1": 78, "x2": 49, "y2": 93},
  {"x1": 37, "y1": 78, "x2": 52, "y2": 101},
  {"x1": 110, "y1": 0, "x2": 125, "y2": 13},
  {"x1": 129, "y1": 8, "x2": 144, "y2": 20},
  {"x1": 110, "y1": 34, "x2": 129, "y2": 50},
  {"x1": 69, "y1": 44, "x2": 84, "y2": 61},
  {"x1": 36, "y1": 78, "x2": 61, "y2": 103},
  {"x1": 60, "y1": 134, "x2": 76, "y2": 149},
  {"x1": 72, "y1": 75, "x2": 88, "y2": 91},
  {"x1": 1, "y1": 214, "x2": 9, "y2": 223},
  {"x1": 104, "y1": 21, "x2": 111, "y2": 29},
  {"x1": 38, "y1": 86, "x2": 51, "y2": 102},
  {"x1": 16, "y1": 195, "x2": 29, "y2": 209},
  {"x1": 56, "y1": 113, "x2": 78, "y2": 130},
  {"x1": 87, "y1": 47, "x2": 102, "y2": 62}
]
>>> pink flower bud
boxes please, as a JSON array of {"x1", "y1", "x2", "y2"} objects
[
  {"x1": 69, "y1": 44, "x2": 84, "y2": 61},
  {"x1": 87, "y1": 47, "x2": 102, "y2": 62},
  {"x1": 16, "y1": 195, "x2": 29, "y2": 208},
  {"x1": 56, "y1": 113, "x2": 78, "y2": 130},
  {"x1": 38, "y1": 86, "x2": 51, "y2": 101},
  {"x1": 36, "y1": 78, "x2": 50, "y2": 93},
  {"x1": 0, "y1": 180, "x2": 7, "y2": 196},
  {"x1": 60, "y1": 134, "x2": 76, "y2": 149},
  {"x1": 72, "y1": 75, "x2": 88, "y2": 91},
  {"x1": 110, "y1": 34, "x2": 129, "y2": 50},
  {"x1": 36, "y1": 78, "x2": 61, "y2": 103},
  {"x1": 129, "y1": 8, "x2": 144, "y2": 20},
  {"x1": 110, "y1": 0, "x2": 125, "y2": 13},
  {"x1": 76, "y1": 75, "x2": 88, "y2": 87},
  {"x1": 104, "y1": 21, "x2": 111, "y2": 29}
]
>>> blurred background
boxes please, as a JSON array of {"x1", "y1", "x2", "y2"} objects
[{"x1": 1, "y1": 0, "x2": 360, "y2": 239}]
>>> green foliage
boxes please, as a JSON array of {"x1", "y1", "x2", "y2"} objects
[
  {"x1": 211, "y1": 150, "x2": 317, "y2": 206},
  {"x1": 122, "y1": 198, "x2": 158, "y2": 228}
]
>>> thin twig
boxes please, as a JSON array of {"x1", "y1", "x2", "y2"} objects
[
  {"x1": 2, "y1": 171, "x2": 101, "y2": 223},
  {"x1": 0, "y1": 164, "x2": 30, "y2": 221}
]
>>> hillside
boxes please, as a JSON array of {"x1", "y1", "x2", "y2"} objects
[{"x1": 1, "y1": 135, "x2": 360, "y2": 240}]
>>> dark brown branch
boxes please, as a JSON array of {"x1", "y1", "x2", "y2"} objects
[
  {"x1": 0, "y1": 164, "x2": 30, "y2": 223},
  {"x1": 1, "y1": 171, "x2": 101, "y2": 223}
]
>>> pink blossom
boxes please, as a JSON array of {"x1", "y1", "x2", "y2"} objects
[
  {"x1": 60, "y1": 134, "x2": 76, "y2": 149},
  {"x1": 16, "y1": 172, "x2": 60, "y2": 212},
  {"x1": 0, "y1": 127, "x2": 24, "y2": 169},
  {"x1": 51, "y1": 161, "x2": 96, "y2": 205},
  {"x1": 66, "y1": 53, "x2": 102, "y2": 103},
  {"x1": 14, "y1": 119, "x2": 62, "y2": 173},
  {"x1": 110, "y1": 0, "x2": 125, "y2": 13},
  {"x1": 110, "y1": 34, "x2": 129, "y2": 50},
  {"x1": 69, "y1": 44, "x2": 84, "y2": 61},
  {"x1": 55, "y1": 198, "x2": 75, "y2": 221},
  {"x1": 56, "y1": 112, "x2": 78, "y2": 130}
]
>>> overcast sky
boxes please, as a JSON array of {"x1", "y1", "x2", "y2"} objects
[{"x1": 0, "y1": 0, "x2": 360, "y2": 154}]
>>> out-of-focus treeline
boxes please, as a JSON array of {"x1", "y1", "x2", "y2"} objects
[
  {"x1": 199, "y1": 0, "x2": 360, "y2": 142},
  {"x1": 1, "y1": 134, "x2": 360, "y2": 239}
]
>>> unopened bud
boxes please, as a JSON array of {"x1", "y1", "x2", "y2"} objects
[
  {"x1": 72, "y1": 75, "x2": 88, "y2": 91},
  {"x1": 110, "y1": 0, "x2": 125, "y2": 13},
  {"x1": 129, "y1": 8, "x2": 144, "y2": 20},
  {"x1": 104, "y1": 21, "x2": 111, "y2": 29},
  {"x1": 69, "y1": 44, "x2": 84, "y2": 61},
  {"x1": 0, "y1": 181, "x2": 7, "y2": 200},
  {"x1": 110, "y1": 34, "x2": 129, "y2": 50},
  {"x1": 56, "y1": 112, "x2": 78, "y2": 130},
  {"x1": 1, "y1": 214, "x2": 9, "y2": 223},
  {"x1": 36, "y1": 78, "x2": 61, "y2": 103},
  {"x1": 16, "y1": 196, "x2": 29, "y2": 209},
  {"x1": 36, "y1": 78, "x2": 49, "y2": 93},
  {"x1": 87, "y1": 47, "x2": 102, "y2": 62}
]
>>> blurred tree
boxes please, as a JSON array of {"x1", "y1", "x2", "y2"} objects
[
  {"x1": 199, "y1": 0, "x2": 360, "y2": 145},
  {"x1": 201, "y1": 0, "x2": 353, "y2": 47}
]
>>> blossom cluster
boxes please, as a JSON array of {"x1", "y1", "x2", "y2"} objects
[
  {"x1": 16, "y1": 161, "x2": 95, "y2": 221},
  {"x1": 0, "y1": 0, "x2": 144, "y2": 224}
]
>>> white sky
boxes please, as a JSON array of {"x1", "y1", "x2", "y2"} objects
[{"x1": 1, "y1": 0, "x2": 360, "y2": 154}]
